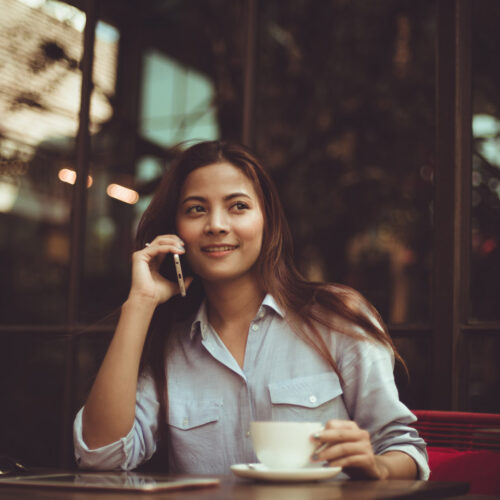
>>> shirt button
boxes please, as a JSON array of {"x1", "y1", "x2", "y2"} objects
[
  {"x1": 183, "y1": 417, "x2": 189, "y2": 427},
  {"x1": 309, "y1": 395, "x2": 317, "y2": 404},
  {"x1": 258, "y1": 311, "x2": 265, "y2": 318},
  {"x1": 251, "y1": 324, "x2": 259, "y2": 331},
  {"x1": 245, "y1": 431, "x2": 250, "y2": 438}
]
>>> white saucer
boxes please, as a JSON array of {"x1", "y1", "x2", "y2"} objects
[{"x1": 230, "y1": 464, "x2": 342, "y2": 482}]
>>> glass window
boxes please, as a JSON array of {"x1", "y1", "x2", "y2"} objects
[
  {"x1": 470, "y1": 0, "x2": 500, "y2": 321},
  {"x1": 79, "y1": 19, "x2": 124, "y2": 323},
  {"x1": 255, "y1": 0, "x2": 436, "y2": 324},
  {"x1": 0, "y1": 332, "x2": 66, "y2": 466},
  {"x1": 79, "y1": 0, "x2": 245, "y2": 322},
  {"x1": 140, "y1": 50, "x2": 219, "y2": 147},
  {"x1": 466, "y1": 333, "x2": 500, "y2": 412},
  {"x1": 74, "y1": 332, "x2": 112, "y2": 411},
  {"x1": 0, "y1": 0, "x2": 85, "y2": 324},
  {"x1": 394, "y1": 335, "x2": 432, "y2": 409}
]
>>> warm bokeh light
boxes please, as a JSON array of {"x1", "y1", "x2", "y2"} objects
[
  {"x1": 0, "y1": 181, "x2": 19, "y2": 212},
  {"x1": 106, "y1": 183, "x2": 139, "y2": 204},
  {"x1": 58, "y1": 168, "x2": 93, "y2": 187}
]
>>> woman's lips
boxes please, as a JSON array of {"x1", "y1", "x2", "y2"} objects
[{"x1": 201, "y1": 245, "x2": 239, "y2": 254}]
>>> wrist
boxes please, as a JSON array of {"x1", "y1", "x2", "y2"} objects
[
  {"x1": 123, "y1": 293, "x2": 158, "y2": 313},
  {"x1": 374, "y1": 455, "x2": 391, "y2": 480}
]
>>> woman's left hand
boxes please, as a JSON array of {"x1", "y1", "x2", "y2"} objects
[{"x1": 310, "y1": 419, "x2": 389, "y2": 479}]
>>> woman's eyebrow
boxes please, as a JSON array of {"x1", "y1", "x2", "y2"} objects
[
  {"x1": 180, "y1": 192, "x2": 252, "y2": 205},
  {"x1": 179, "y1": 195, "x2": 206, "y2": 205},
  {"x1": 224, "y1": 192, "x2": 251, "y2": 201}
]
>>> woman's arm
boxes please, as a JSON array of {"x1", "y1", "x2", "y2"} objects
[
  {"x1": 311, "y1": 420, "x2": 417, "y2": 479},
  {"x1": 82, "y1": 296, "x2": 156, "y2": 449},
  {"x1": 309, "y1": 328, "x2": 429, "y2": 480},
  {"x1": 375, "y1": 450, "x2": 417, "y2": 480},
  {"x1": 82, "y1": 235, "x2": 189, "y2": 450}
]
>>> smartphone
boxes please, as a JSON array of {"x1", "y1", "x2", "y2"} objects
[{"x1": 173, "y1": 254, "x2": 186, "y2": 297}]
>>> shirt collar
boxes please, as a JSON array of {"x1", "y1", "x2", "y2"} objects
[
  {"x1": 261, "y1": 294, "x2": 285, "y2": 318},
  {"x1": 189, "y1": 293, "x2": 285, "y2": 341},
  {"x1": 189, "y1": 300, "x2": 210, "y2": 341}
]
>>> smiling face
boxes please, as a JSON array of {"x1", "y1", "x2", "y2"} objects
[{"x1": 175, "y1": 162, "x2": 265, "y2": 285}]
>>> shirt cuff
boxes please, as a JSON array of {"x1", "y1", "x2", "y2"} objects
[{"x1": 73, "y1": 407, "x2": 134, "y2": 470}]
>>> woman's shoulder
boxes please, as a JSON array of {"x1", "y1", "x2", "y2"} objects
[
  {"x1": 319, "y1": 282, "x2": 373, "y2": 309},
  {"x1": 305, "y1": 282, "x2": 391, "y2": 352},
  {"x1": 310, "y1": 283, "x2": 382, "y2": 328}
]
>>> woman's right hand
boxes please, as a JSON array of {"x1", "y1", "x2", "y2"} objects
[
  {"x1": 128, "y1": 235, "x2": 193, "y2": 305},
  {"x1": 83, "y1": 235, "x2": 190, "y2": 449}
]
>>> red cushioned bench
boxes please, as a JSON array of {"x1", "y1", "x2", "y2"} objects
[{"x1": 411, "y1": 410, "x2": 500, "y2": 496}]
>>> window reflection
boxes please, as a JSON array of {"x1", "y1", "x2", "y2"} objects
[
  {"x1": 80, "y1": 19, "x2": 125, "y2": 323},
  {"x1": 471, "y1": 0, "x2": 500, "y2": 320},
  {"x1": 394, "y1": 336, "x2": 432, "y2": 409},
  {"x1": 0, "y1": 332, "x2": 66, "y2": 466},
  {"x1": 80, "y1": 1, "x2": 244, "y2": 322},
  {"x1": 467, "y1": 334, "x2": 500, "y2": 412},
  {"x1": 140, "y1": 50, "x2": 219, "y2": 147},
  {"x1": 90, "y1": 21, "x2": 119, "y2": 134},
  {"x1": 255, "y1": 0, "x2": 435, "y2": 324},
  {"x1": 0, "y1": 0, "x2": 85, "y2": 323}
]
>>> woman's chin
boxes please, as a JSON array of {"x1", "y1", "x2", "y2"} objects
[{"x1": 199, "y1": 270, "x2": 255, "y2": 286}]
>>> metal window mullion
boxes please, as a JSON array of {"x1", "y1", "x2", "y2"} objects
[
  {"x1": 433, "y1": 0, "x2": 471, "y2": 411},
  {"x1": 60, "y1": 0, "x2": 98, "y2": 467},
  {"x1": 454, "y1": 0, "x2": 472, "y2": 410},
  {"x1": 433, "y1": 0, "x2": 458, "y2": 410},
  {"x1": 242, "y1": 0, "x2": 257, "y2": 147}
]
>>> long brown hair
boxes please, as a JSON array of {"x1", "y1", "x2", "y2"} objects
[{"x1": 136, "y1": 140, "x2": 404, "y2": 449}]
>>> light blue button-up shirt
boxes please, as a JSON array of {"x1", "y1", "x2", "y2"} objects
[{"x1": 74, "y1": 294, "x2": 429, "y2": 479}]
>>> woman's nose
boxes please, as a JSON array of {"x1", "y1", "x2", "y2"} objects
[{"x1": 204, "y1": 210, "x2": 229, "y2": 234}]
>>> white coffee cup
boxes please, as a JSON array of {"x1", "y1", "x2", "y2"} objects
[{"x1": 250, "y1": 421, "x2": 323, "y2": 469}]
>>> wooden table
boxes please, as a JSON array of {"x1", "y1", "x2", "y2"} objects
[{"x1": 0, "y1": 474, "x2": 470, "y2": 499}]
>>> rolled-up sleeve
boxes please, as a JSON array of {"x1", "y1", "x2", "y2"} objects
[
  {"x1": 339, "y1": 337, "x2": 430, "y2": 480},
  {"x1": 73, "y1": 373, "x2": 160, "y2": 470}
]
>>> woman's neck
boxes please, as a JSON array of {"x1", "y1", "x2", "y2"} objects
[{"x1": 204, "y1": 275, "x2": 265, "y2": 331}]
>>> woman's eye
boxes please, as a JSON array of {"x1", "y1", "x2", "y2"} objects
[
  {"x1": 232, "y1": 201, "x2": 249, "y2": 211},
  {"x1": 186, "y1": 205, "x2": 205, "y2": 214}
]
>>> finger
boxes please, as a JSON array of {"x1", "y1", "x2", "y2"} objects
[
  {"x1": 144, "y1": 242, "x2": 185, "y2": 256},
  {"x1": 327, "y1": 453, "x2": 375, "y2": 472},
  {"x1": 312, "y1": 441, "x2": 329, "y2": 455},
  {"x1": 313, "y1": 427, "x2": 369, "y2": 446},
  {"x1": 311, "y1": 437, "x2": 370, "y2": 464},
  {"x1": 132, "y1": 246, "x2": 182, "y2": 278},
  {"x1": 148, "y1": 235, "x2": 185, "y2": 249},
  {"x1": 139, "y1": 243, "x2": 186, "y2": 268},
  {"x1": 312, "y1": 420, "x2": 359, "y2": 442},
  {"x1": 324, "y1": 419, "x2": 360, "y2": 431},
  {"x1": 313, "y1": 440, "x2": 371, "y2": 463}
]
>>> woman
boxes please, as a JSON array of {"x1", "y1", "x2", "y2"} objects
[{"x1": 74, "y1": 140, "x2": 429, "y2": 479}]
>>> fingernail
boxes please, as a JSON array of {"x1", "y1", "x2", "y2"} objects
[
  {"x1": 313, "y1": 432, "x2": 321, "y2": 439},
  {"x1": 314, "y1": 442, "x2": 328, "y2": 453}
]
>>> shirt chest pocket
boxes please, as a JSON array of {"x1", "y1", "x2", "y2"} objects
[
  {"x1": 268, "y1": 372, "x2": 347, "y2": 423},
  {"x1": 168, "y1": 399, "x2": 224, "y2": 453}
]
